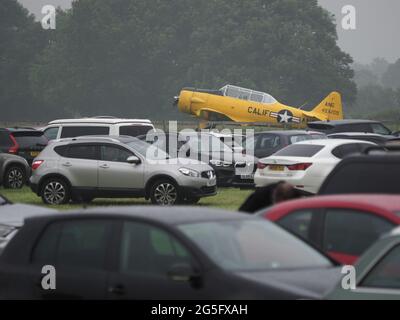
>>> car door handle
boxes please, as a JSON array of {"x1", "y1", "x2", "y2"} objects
[
  {"x1": 62, "y1": 162, "x2": 72, "y2": 167},
  {"x1": 99, "y1": 164, "x2": 109, "y2": 169},
  {"x1": 108, "y1": 284, "x2": 125, "y2": 295}
]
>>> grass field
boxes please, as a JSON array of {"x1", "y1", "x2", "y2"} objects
[{"x1": 1, "y1": 187, "x2": 253, "y2": 211}]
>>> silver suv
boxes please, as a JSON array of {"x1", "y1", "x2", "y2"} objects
[{"x1": 30, "y1": 136, "x2": 216, "y2": 205}]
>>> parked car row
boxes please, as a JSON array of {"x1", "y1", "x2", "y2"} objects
[{"x1": 2, "y1": 118, "x2": 398, "y2": 192}]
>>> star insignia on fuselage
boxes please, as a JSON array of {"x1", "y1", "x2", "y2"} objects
[
  {"x1": 277, "y1": 110, "x2": 293, "y2": 123},
  {"x1": 269, "y1": 109, "x2": 301, "y2": 124}
]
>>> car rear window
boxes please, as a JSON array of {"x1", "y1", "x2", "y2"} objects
[
  {"x1": 119, "y1": 125, "x2": 153, "y2": 137},
  {"x1": 0, "y1": 131, "x2": 12, "y2": 147},
  {"x1": 13, "y1": 133, "x2": 48, "y2": 148},
  {"x1": 338, "y1": 123, "x2": 371, "y2": 133},
  {"x1": 307, "y1": 123, "x2": 334, "y2": 132},
  {"x1": 320, "y1": 161, "x2": 400, "y2": 194},
  {"x1": 274, "y1": 144, "x2": 324, "y2": 157},
  {"x1": 60, "y1": 126, "x2": 110, "y2": 138},
  {"x1": 289, "y1": 135, "x2": 313, "y2": 144}
]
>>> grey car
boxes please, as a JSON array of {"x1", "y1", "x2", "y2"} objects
[
  {"x1": 30, "y1": 136, "x2": 217, "y2": 205},
  {"x1": 0, "y1": 153, "x2": 30, "y2": 189}
]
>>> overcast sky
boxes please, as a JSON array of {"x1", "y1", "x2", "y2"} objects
[{"x1": 17, "y1": 0, "x2": 400, "y2": 64}]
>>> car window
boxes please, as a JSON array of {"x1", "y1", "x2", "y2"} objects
[
  {"x1": 100, "y1": 145, "x2": 133, "y2": 162},
  {"x1": 310, "y1": 134, "x2": 326, "y2": 140},
  {"x1": 361, "y1": 245, "x2": 400, "y2": 289},
  {"x1": 179, "y1": 220, "x2": 331, "y2": 271},
  {"x1": 319, "y1": 161, "x2": 400, "y2": 195},
  {"x1": 290, "y1": 135, "x2": 312, "y2": 144},
  {"x1": 323, "y1": 209, "x2": 394, "y2": 256},
  {"x1": 43, "y1": 127, "x2": 59, "y2": 140},
  {"x1": 258, "y1": 135, "x2": 280, "y2": 149},
  {"x1": 126, "y1": 139, "x2": 170, "y2": 160},
  {"x1": 339, "y1": 124, "x2": 371, "y2": 133},
  {"x1": 32, "y1": 220, "x2": 112, "y2": 270},
  {"x1": 60, "y1": 126, "x2": 110, "y2": 138},
  {"x1": 119, "y1": 222, "x2": 192, "y2": 276},
  {"x1": 278, "y1": 210, "x2": 315, "y2": 244},
  {"x1": 273, "y1": 144, "x2": 324, "y2": 157},
  {"x1": 331, "y1": 143, "x2": 372, "y2": 159},
  {"x1": 371, "y1": 123, "x2": 391, "y2": 135},
  {"x1": 0, "y1": 131, "x2": 12, "y2": 147},
  {"x1": 66, "y1": 144, "x2": 99, "y2": 160},
  {"x1": 219, "y1": 136, "x2": 242, "y2": 149},
  {"x1": 31, "y1": 222, "x2": 61, "y2": 265},
  {"x1": 13, "y1": 133, "x2": 48, "y2": 148},
  {"x1": 186, "y1": 135, "x2": 232, "y2": 153},
  {"x1": 119, "y1": 125, "x2": 153, "y2": 137},
  {"x1": 243, "y1": 135, "x2": 258, "y2": 153}
]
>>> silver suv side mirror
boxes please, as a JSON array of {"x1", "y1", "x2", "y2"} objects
[{"x1": 127, "y1": 155, "x2": 141, "y2": 165}]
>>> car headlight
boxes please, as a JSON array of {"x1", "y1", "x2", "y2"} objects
[
  {"x1": 179, "y1": 167, "x2": 200, "y2": 177},
  {"x1": 0, "y1": 225, "x2": 15, "y2": 238},
  {"x1": 210, "y1": 159, "x2": 232, "y2": 167}
]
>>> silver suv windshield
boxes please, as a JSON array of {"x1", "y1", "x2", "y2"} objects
[{"x1": 126, "y1": 139, "x2": 170, "y2": 160}]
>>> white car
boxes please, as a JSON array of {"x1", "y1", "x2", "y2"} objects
[
  {"x1": 41, "y1": 116, "x2": 155, "y2": 141},
  {"x1": 254, "y1": 139, "x2": 375, "y2": 194}
]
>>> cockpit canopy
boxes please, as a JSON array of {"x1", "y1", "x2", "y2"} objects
[{"x1": 220, "y1": 85, "x2": 277, "y2": 104}]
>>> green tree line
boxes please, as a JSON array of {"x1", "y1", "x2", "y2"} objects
[
  {"x1": 352, "y1": 58, "x2": 400, "y2": 120},
  {"x1": 1, "y1": 0, "x2": 356, "y2": 121}
]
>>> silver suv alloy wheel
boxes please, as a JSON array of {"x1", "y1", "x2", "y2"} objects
[
  {"x1": 153, "y1": 182, "x2": 178, "y2": 205},
  {"x1": 43, "y1": 181, "x2": 67, "y2": 204},
  {"x1": 6, "y1": 168, "x2": 24, "y2": 189}
]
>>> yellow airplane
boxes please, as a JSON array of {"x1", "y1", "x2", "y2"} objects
[{"x1": 175, "y1": 85, "x2": 343, "y2": 127}]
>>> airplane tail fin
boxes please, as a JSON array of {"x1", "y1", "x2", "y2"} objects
[{"x1": 303, "y1": 92, "x2": 343, "y2": 121}]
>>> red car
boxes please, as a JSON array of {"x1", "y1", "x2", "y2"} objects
[{"x1": 258, "y1": 195, "x2": 400, "y2": 265}]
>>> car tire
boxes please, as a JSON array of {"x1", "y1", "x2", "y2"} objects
[
  {"x1": 41, "y1": 178, "x2": 70, "y2": 205},
  {"x1": 150, "y1": 179, "x2": 181, "y2": 205},
  {"x1": 3, "y1": 165, "x2": 26, "y2": 189}
]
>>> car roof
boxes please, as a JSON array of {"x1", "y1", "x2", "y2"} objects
[
  {"x1": 3, "y1": 127, "x2": 39, "y2": 133},
  {"x1": 208, "y1": 131, "x2": 244, "y2": 138},
  {"x1": 0, "y1": 204, "x2": 57, "y2": 227},
  {"x1": 328, "y1": 132, "x2": 388, "y2": 137},
  {"x1": 144, "y1": 131, "x2": 219, "y2": 138},
  {"x1": 309, "y1": 120, "x2": 380, "y2": 126},
  {"x1": 268, "y1": 194, "x2": 400, "y2": 214},
  {"x1": 48, "y1": 118, "x2": 153, "y2": 125},
  {"x1": 27, "y1": 206, "x2": 252, "y2": 225},
  {"x1": 254, "y1": 130, "x2": 324, "y2": 136},
  {"x1": 54, "y1": 135, "x2": 139, "y2": 145},
  {"x1": 291, "y1": 138, "x2": 375, "y2": 147}
]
